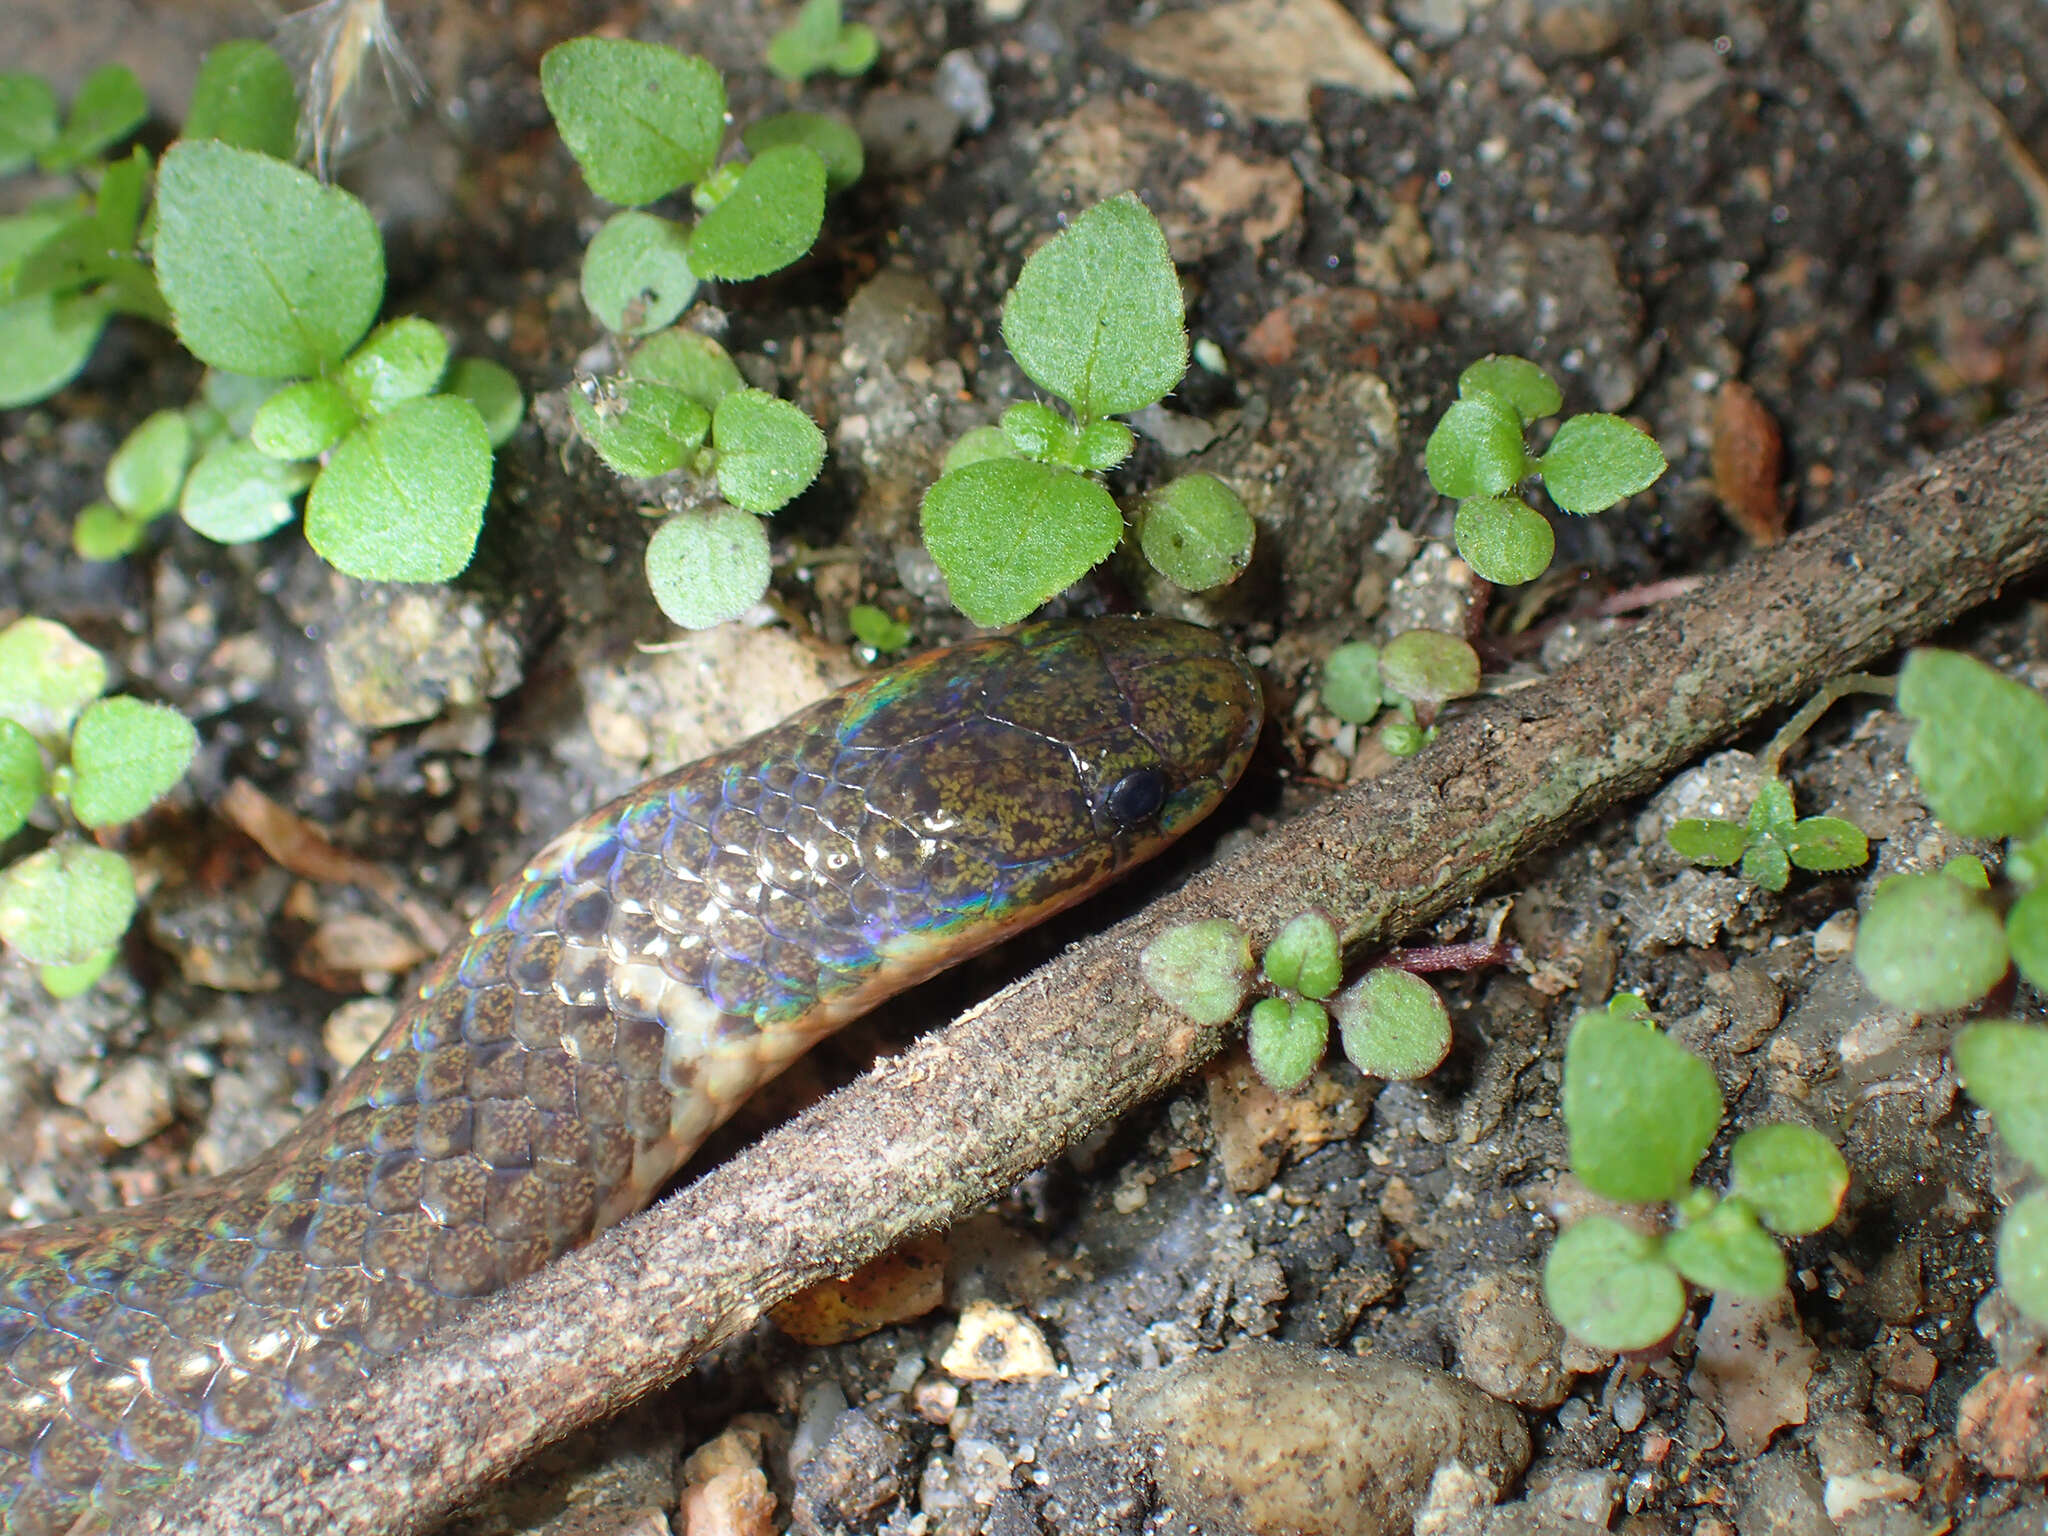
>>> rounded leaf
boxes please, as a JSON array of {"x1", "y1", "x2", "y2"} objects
[
  {"x1": 179, "y1": 438, "x2": 311, "y2": 542},
  {"x1": 0, "y1": 719, "x2": 45, "y2": 841},
  {"x1": 444, "y1": 359, "x2": 524, "y2": 447},
  {"x1": 1539, "y1": 413, "x2": 1666, "y2": 514},
  {"x1": 942, "y1": 425, "x2": 1019, "y2": 474},
  {"x1": 105, "y1": 409, "x2": 192, "y2": 519},
  {"x1": 1248, "y1": 997, "x2": 1330, "y2": 1094},
  {"x1": 73, "y1": 503, "x2": 148, "y2": 562},
  {"x1": 1458, "y1": 356, "x2": 1561, "y2": 424},
  {"x1": 0, "y1": 73, "x2": 60, "y2": 176},
  {"x1": 0, "y1": 617, "x2": 107, "y2": 744},
  {"x1": 1321, "y1": 643, "x2": 1382, "y2": 726},
  {"x1": 1664, "y1": 1197, "x2": 1787, "y2": 1298},
  {"x1": 154, "y1": 141, "x2": 384, "y2": 376},
  {"x1": 742, "y1": 111, "x2": 864, "y2": 193},
  {"x1": 1786, "y1": 816, "x2": 1868, "y2": 874},
  {"x1": 1453, "y1": 494, "x2": 1554, "y2": 586},
  {"x1": 644, "y1": 505, "x2": 772, "y2": 630},
  {"x1": 1000, "y1": 194, "x2": 1187, "y2": 419},
  {"x1": 1562, "y1": 1001, "x2": 1723, "y2": 1204},
  {"x1": 1853, "y1": 871, "x2": 2008, "y2": 1013},
  {"x1": 1139, "y1": 918, "x2": 1253, "y2": 1026},
  {"x1": 1424, "y1": 393, "x2": 1528, "y2": 499},
  {"x1": 1667, "y1": 819, "x2": 1749, "y2": 868},
  {"x1": 712, "y1": 389, "x2": 827, "y2": 514},
  {"x1": 2009, "y1": 887, "x2": 2048, "y2": 994},
  {"x1": 627, "y1": 328, "x2": 743, "y2": 408},
  {"x1": 183, "y1": 39, "x2": 298, "y2": 158},
  {"x1": 1729, "y1": 1123, "x2": 1849, "y2": 1236},
  {"x1": 66, "y1": 696, "x2": 198, "y2": 829},
  {"x1": 1998, "y1": 1190, "x2": 2048, "y2": 1324},
  {"x1": 581, "y1": 210, "x2": 698, "y2": 337},
  {"x1": 38, "y1": 946, "x2": 117, "y2": 999},
  {"x1": 1074, "y1": 420, "x2": 1135, "y2": 473},
  {"x1": 920, "y1": 459, "x2": 1123, "y2": 628},
  {"x1": 1740, "y1": 842, "x2": 1791, "y2": 892},
  {"x1": 42, "y1": 64, "x2": 147, "y2": 171},
  {"x1": 1262, "y1": 911, "x2": 1342, "y2": 999},
  {"x1": 847, "y1": 604, "x2": 913, "y2": 653},
  {"x1": 570, "y1": 380, "x2": 711, "y2": 479},
  {"x1": 1333, "y1": 966, "x2": 1453, "y2": 1081},
  {"x1": 540, "y1": 39, "x2": 725, "y2": 205},
  {"x1": 1897, "y1": 648, "x2": 2048, "y2": 840},
  {"x1": 0, "y1": 839, "x2": 136, "y2": 966},
  {"x1": 304, "y1": 395, "x2": 492, "y2": 581},
  {"x1": 0, "y1": 291, "x2": 111, "y2": 410},
  {"x1": 339, "y1": 317, "x2": 450, "y2": 416},
  {"x1": 1954, "y1": 1021, "x2": 2048, "y2": 1175},
  {"x1": 1000, "y1": 401, "x2": 1073, "y2": 461},
  {"x1": 1543, "y1": 1216, "x2": 1685, "y2": 1352},
  {"x1": 1380, "y1": 630, "x2": 1481, "y2": 708},
  {"x1": 251, "y1": 378, "x2": 360, "y2": 460},
  {"x1": 1139, "y1": 474, "x2": 1254, "y2": 592},
  {"x1": 687, "y1": 145, "x2": 827, "y2": 282}
]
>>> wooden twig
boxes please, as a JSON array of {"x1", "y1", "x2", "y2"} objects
[{"x1": 133, "y1": 404, "x2": 2048, "y2": 1536}]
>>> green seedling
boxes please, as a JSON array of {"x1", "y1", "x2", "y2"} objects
[
  {"x1": 1320, "y1": 632, "x2": 1482, "y2": 759},
  {"x1": 1426, "y1": 355, "x2": 1665, "y2": 587},
  {"x1": 541, "y1": 36, "x2": 858, "y2": 627},
  {"x1": 920, "y1": 195, "x2": 1255, "y2": 625},
  {"x1": 766, "y1": 0, "x2": 880, "y2": 83},
  {"x1": 1667, "y1": 777, "x2": 1869, "y2": 893},
  {"x1": 848, "y1": 604, "x2": 914, "y2": 654},
  {"x1": 1845, "y1": 649, "x2": 2048, "y2": 1324},
  {"x1": 0, "y1": 618, "x2": 198, "y2": 997},
  {"x1": 1139, "y1": 911, "x2": 1455, "y2": 1095},
  {"x1": 1542, "y1": 994, "x2": 1849, "y2": 1352}
]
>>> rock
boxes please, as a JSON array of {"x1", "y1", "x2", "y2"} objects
[
  {"x1": 680, "y1": 1421, "x2": 780, "y2": 1536},
  {"x1": 854, "y1": 91, "x2": 961, "y2": 179},
  {"x1": 1957, "y1": 1364, "x2": 2048, "y2": 1479},
  {"x1": 1689, "y1": 1292, "x2": 1816, "y2": 1456},
  {"x1": 81, "y1": 1057, "x2": 173, "y2": 1148},
  {"x1": 322, "y1": 997, "x2": 396, "y2": 1072},
  {"x1": 939, "y1": 1300, "x2": 1059, "y2": 1381},
  {"x1": 789, "y1": 1406, "x2": 919, "y2": 1536},
  {"x1": 1205, "y1": 1052, "x2": 1373, "y2": 1192},
  {"x1": 841, "y1": 269, "x2": 949, "y2": 371},
  {"x1": 323, "y1": 585, "x2": 522, "y2": 730},
  {"x1": 1735, "y1": 1452, "x2": 1833, "y2": 1536},
  {"x1": 1452, "y1": 1270, "x2": 1571, "y2": 1410},
  {"x1": 1116, "y1": 1341, "x2": 1530, "y2": 1536},
  {"x1": 771, "y1": 1233, "x2": 948, "y2": 1346}
]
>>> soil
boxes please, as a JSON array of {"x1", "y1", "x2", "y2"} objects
[{"x1": 4, "y1": 0, "x2": 2048, "y2": 1533}]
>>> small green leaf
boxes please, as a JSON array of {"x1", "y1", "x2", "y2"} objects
[
  {"x1": 1332, "y1": 966, "x2": 1453, "y2": 1081},
  {"x1": 1563, "y1": 998, "x2": 1722, "y2": 1204},
  {"x1": 627, "y1": 328, "x2": 744, "y2": 409},
  {"x1": 1380, "y1": 630, "x2": 1480, "y2": 709},
  {"x1": 66, "y1": 696, "x2": 197, "y2": 829},
  {"x1": 445, "y1": 358, "x2": 524, "y2": 448},
  {"x1": 1074, "y1": 420, "x2": 1135, "y2": 473},
  {"x1": 1787, "y1": 816, "x2": 1868, "y2": 874},
  {"x1": 1001, "y1": 401, "x2": 1075, "y2": 461},
  {"x1": 1320, "y1": 643, "x2": 1382, "y2": 727},
  {"x1": 1955, "y1": 1021, "x2": 2048, "y2": 1176},
  {"x1": 942, "y1": 425, "x2": 1020, "y2": 474},
  {"x1": 1854, "y1": 871, "x2": 2009, "y2": 1013},
  {"x1": 2007, "y1": 831, "x2": 2048, "y2": 891},
  {"x1": 1998, "y1": 1190, "x2": 2048, "y2": 1324},
  {"x1": 0, "y1": 838, "x2": 136, "y2": 966},
  {"x1": 582, "y1": 210, "x2": 698, "y2": 337},
  {"x1": 305, "y1": 396, "x2": 492, "y2": 580},
  {"x1": 179, "y1": 438, "x2": 312, "y2": 542},
  {"x1": 1897, "y1": 649, "x2": 2048, "y2": 840},
  {"x1": 0, "y1": 291, "x2": 111, "y2": 409},
  {"x1": 1729, "y1": 1123, "x2": 1849, "y2": 1236},
  {"x1": 1139, "y1": 918, "x2": 1254, "y2": 1026},
  {"x1": 1747, "y1": 779, "x2": 1796, "y2": 839},
  {"x1": 1262, "y1": 911, "x2": 1342, "y2": 999},
  {"x1": 1425, "y1": 393, "x2": 1530, "y2": 499},
  {"x1": 183, "y1": 40, "x2": 298, "y2": 158},
  {"x1": 540, "y1": 39, "x2": 726, "y2": 206},
  {"x1": 1380, "y1": 718, "x2": 1428, "y2": 757},
  {"x1": 0, "y1": 74, "x2": 60, "y2": 176},
  {"x1": 712, "y1": 388, "x2": 827, "y2": 514},
  {"x1": 340, "y1": 317, "x2": 449, "y2": 416},
  {"x1": 0, "y1": 203, "x2": 79, "y2": 293},
  {"x1": 1248, "y1": 997, "x2": 1330, "y2": 1093},
  {"x1": 920, "y1": 459, "x2": 1123, "y2": 627},
  {"x1": 1664, "y1": 1197, "x2": 1787, "y2": 1298},
  {"x1": 644, "y1": 505, "x2": 772, "y2": 629},
  {"x1": 687, "y1": 145, "x2": 827, "y2": 282},
  {"x1": 743, "y1": 112, "x2": 865, "y2": 193},
  {"x1": 154, "y1": 141, "x2": 384, "y2": 377},
  {"x1": 1741, "y1": 842, "x2": 1791, "y2": 892},
  {"x1": 251, "y1": 378, "x2": 359, "y2": 459},
  {"x1": 1458, "y1": 355, "x2": 1562, "y2": 424},
  {"x1": 1544, "y1": 1216, "x2": 1685, "y2": 1352},
  {"x1": 42, "y1": 65, "x2": 147, "y2": 172},
  {"x1": 766, "y1": 0, "x2": 877, "y2": 82},
  {"x1": 1667, "y1": 818, "x2": 1750, "y2": 867},
  {"x1": 1001, "y1": 194, "x2": 1187, "y2": 420},
  {"x1": 827, "y1": 23, "x2": 879, "y2": 75},
  {"x1": 0, "y1": 719, "x2": 45, "y2": 841},
  {"x1": 1453, "y1": 494, "x2": 1554, "y2": 586},
  {"x1": 0, "y1": 617, "x2": 107, "y2": 744},
  {"x1": 1539, "y1": 413, "x2": 1666, "y2": 514},
  {"x1": 38, "y1": 946, "x2": 116, "y2": 999},
  {"x1": 199, "y1": 369, "x2": 284, "y2": 437},
  {"x1": 1138, "y1": 474, "x2": 1253, "y2": 592},
  {"x1": 1945, "y1": 854, "x2": 1993, "y2": 890},
  {"x1": 105, "y1": 409, "x2": 192, "y2": 519},
  {"x1": 93, "y1": 145, "x2": 151, "y2": 248},
  {"x1": 2009, "y1": 888, "x2": 2048, "y2": 994},
  {"x1": 73, "y1": 502, "x2": 147, "y2": 561},
  {"x1": 848, "y1": 604, "x2": 912, "y2": 653},
  {"x1": 570, "y1": 379, "x2": 712, "y2": 478}
]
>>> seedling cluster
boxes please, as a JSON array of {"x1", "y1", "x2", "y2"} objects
[
  {"x1": 1320, "y1": 631, "x2": 1482, "y2": 759},
  {"x1": 0, "y1": 620, "x2": 198, "y2": 997}
]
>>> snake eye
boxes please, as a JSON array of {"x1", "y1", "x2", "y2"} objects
[{"x1": 1102, "y1": 767, "x2": 1168, "y2": 827}]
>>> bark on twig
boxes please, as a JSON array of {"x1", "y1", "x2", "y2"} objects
[{"x1": 134, "y1": 404, "x2": 2048, "y2": 1536}]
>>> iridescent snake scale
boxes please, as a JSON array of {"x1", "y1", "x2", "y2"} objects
[{"x1": 0, "y1": 616, "x2": 1262, "y2": 1533}]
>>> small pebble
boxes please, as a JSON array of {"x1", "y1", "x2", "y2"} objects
[
  {"x1": 939, "y1": 1301, "x2": 1058, "y2": 1381},
  {"x1": 935, "y1": 49, "x2": 993, "y2": 133},
  {"x1": 1451, "y1": 1269, "x2": 1570, "y2": 1410},
  {"x1": 1812, "y1": 911, "x2": 1857, "y2": 962},
  {"x1": 82, "y1": 1058, "x2": 174, "y2": 1148}
]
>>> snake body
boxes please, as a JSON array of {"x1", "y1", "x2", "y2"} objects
[{"x1": 0, "y1": 617, "x2": 1261, "y2": 1532}]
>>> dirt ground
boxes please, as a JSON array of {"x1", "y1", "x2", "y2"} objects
[{"x1": 4, "y1": 0, "x2": 2048, "y2": 1532}]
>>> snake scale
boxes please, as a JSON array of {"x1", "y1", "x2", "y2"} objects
[{"x1": 0, "y1": 616, "x2": 1262, "y2": 1532}]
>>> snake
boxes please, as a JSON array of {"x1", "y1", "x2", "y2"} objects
[{"x1": 0, "y1": 615, "x2": 1262, "y2": 1533}]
